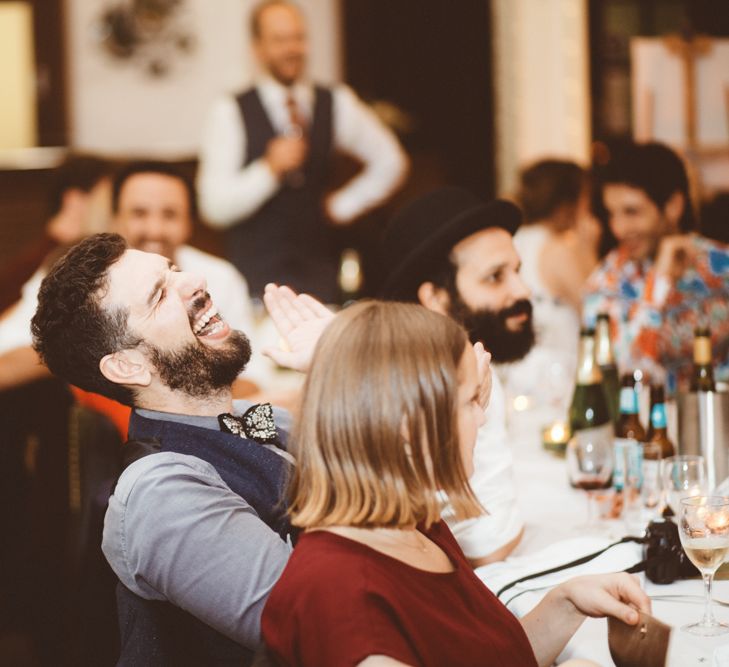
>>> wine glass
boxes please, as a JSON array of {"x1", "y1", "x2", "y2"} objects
[
  {"x1": 566, "y1": 430, "x2": 613, "y2": 528},
  {"x1": 662, "y1": 455, "x2": 707, "y2": 514},
  {"x1": 678, "y1": 496, "x2": 729, "y2": 636}
]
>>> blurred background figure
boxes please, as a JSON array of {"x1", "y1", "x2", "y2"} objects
[
  {"x1": 585, "y1": 141, "x2": 729, "y2": 391},
  {"x1": 0, "y1": 155, "x2": 110, "y2": 313},
  {"x1": 197, "y1": 0, "x2": 408, "y2": 302},
  {"x1": 501, "y1": 159, "x2": 601, "y2": 420},
  {"x1": 0, "y1": 154, "x2": 112, "y2": 391}
]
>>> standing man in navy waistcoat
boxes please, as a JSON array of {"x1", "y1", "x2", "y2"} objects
[
  {"x1": 30, "y1": 233, "x2": 332, "y2": 665},
  {"x1": 197, "y1": 0, "x2": 408, "y2": 303}
]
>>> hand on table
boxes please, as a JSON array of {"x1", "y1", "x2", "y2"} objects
[
  {"x1": 262, "y1": 284, "x2": 335, "y2": 372},
  {"x1": 560, "y1": 573, "x2": 651, "y2": 625}
]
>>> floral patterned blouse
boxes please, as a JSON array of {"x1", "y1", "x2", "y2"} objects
[{"x1": 583, "y1": 234, "x2": 729, "y2": 392}]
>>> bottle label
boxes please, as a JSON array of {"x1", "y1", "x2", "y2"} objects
[
  {"x1": 619, "y1": 387, "x2": 639, "y2": 415},
  {"x1": 694, "y1": 336, "x2": 712, "y2": 365},
  {"x1": 614, "y1": 437, "x2": 643, "y2": 490},
  {"x1": 650, "y1": 403, "x2": 667, "y2": 429}
]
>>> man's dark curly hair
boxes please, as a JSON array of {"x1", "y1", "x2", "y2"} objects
[{"x1": 31, "y1": 233, "x2": 142, "y2": 406}]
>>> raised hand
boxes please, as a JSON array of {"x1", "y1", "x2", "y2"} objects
[
  {"x1": 265, "y1": 136, "x2": 308, "y2": 178},
  {"x1": 262, "y1": 283, "x2": 335, "y2": 372},
  {"x1": 654, "y1": 234, "x2": 697, "y2": 282}
]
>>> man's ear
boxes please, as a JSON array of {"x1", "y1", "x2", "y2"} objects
[
  {"x1": 417, "y1": 281, "x2": 451, "y2": 316},
  {"x1": 99, "y1": 348, "x2": 152, "y2": 388},
  {"x1": 664, "y1": 191, "x2": 686, "y2": 231}
]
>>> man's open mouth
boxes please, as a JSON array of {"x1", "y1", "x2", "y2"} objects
[{"x1": 192, "y1": 303, "x2": 225, "y2": 337}]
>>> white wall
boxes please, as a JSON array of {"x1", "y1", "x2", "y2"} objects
[
  {"x1": 66, "y1": 0, "x2": 341, "y2": 156},
  {"x1": 492, "y1": 0, "x2": 591, "y2": 195}
]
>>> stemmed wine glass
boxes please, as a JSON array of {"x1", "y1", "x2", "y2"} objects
[
  {"x1": 662, "y1": 455, "x2": 708, "y2": 514},
  {"x1": 678, "y1": 496, "x2": 729, "y2": 636},
  {"x1": 566, "y1": 431, "x2": 613, "y2": 528}
]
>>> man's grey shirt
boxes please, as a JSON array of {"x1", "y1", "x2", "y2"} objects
[{"x1": 102, "y1": 401, "x2": 293, "y2": 648}]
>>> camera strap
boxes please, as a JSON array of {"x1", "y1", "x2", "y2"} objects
[{"x1": 496, "y1": 536, "x2": 646, "y2": 599}]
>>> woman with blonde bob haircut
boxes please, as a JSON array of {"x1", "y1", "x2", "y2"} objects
[
  {"x1": 261, "y1": 298, "x2": 649, "y2": 667},
  {"x1": 290, "y1": 300, "x2": 482, "y2": 531}
]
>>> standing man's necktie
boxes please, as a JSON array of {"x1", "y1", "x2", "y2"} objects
[{"x1": 284, "y1": 91, "x2": 306, "y2": 187}]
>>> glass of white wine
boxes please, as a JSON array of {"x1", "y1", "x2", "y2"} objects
[{"x1": 678, "y1": 495, "x2": 729, "y2": 636}]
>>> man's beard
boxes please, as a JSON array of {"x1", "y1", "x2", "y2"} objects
[
  {"x1": 449, "y1": 296, "x2": 535, "y2": 364},
  {"x1": 146, "y1": 331, "x2": 252, "y2": 398}
]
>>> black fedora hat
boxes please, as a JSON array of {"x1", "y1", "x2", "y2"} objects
[{"x1": 380, "y1": 186, "x2": 521, "y2": 301}]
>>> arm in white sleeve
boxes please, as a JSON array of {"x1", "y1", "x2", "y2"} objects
[
  {"x1": 102, "y1": 453, "x2": 292, "y2": 648},
  {"x1": 327, "y1": 86, "x2": 409, "y2": 223},
  {"x1": 442, "y1": 374, "x2": 523, "y2": 561},
  {"x1": 197, "y1": 96, "x2": 281, "y2": 228}
]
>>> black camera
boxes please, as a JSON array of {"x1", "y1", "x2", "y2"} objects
[{"x1": 642, "y1": 514, "x2": 699, "y2": 584}]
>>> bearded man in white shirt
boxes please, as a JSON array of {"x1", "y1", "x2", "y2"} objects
[
  {"x1": 380, "y1": 187, "x2": 535, "y2": 566},
  {"x1": 197, "y1": 0, "x2": 408, "y2": 303}
]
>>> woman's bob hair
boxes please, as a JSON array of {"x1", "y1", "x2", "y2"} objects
[{"x1": 288, "y1": 300, "x2": 483, "y2": 529}]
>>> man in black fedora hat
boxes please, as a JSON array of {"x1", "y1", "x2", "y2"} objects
[{"x1": 380, "y1": 186, "x2": 535, "y2": 566}]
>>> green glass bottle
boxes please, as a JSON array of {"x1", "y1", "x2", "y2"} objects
[
  {"x1": 691, "y1": 326, "x2": 716, "y2": 392},
  {"x1": 595, "y1": 312, "x2": 620, "y2": 427},
  {"x1": 568, "y1": 329, "x2": 614, "y2": 476}
]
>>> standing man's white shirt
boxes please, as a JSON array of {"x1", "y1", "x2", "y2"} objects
[
  {"x1": 197, "y1": 77, "x2": 408, "y2": 227},
  {"x1": 442, "y1": 371, "x2": 524, "y2": 560}
]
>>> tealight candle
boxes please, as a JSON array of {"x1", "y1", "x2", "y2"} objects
[{"x1": 542, "y1": 421, "x2": 570, "y2": 455}]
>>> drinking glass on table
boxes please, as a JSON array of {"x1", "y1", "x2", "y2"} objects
[
  {"x1": 678, "y1": 495, "x2": 729, "y2": 636},
  {"x1": 566, "y1": 430, "x2": 613, "y2": 527},
  {"x1": 662, "y1": 455, "x2": 707, "y2": 514}
]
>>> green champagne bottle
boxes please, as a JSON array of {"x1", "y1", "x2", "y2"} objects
[{"x1": 568, "y1": 329, "x2": 614, "y2": 488}]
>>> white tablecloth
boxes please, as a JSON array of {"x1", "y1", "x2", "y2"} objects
[{"x1": 481, "y1": 406, "x2": 729, "y2": 666}]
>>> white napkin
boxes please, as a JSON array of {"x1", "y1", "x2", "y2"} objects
[{"x1": 477, "y1": 536, "x2": 644, "y2": 616}]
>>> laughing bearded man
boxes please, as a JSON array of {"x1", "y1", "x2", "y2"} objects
[
  {"x1": 379, "y1": 187, "x2": 536, "y2": 567},
  {"x1": 30, "y1": 233, "x2": 329, "y2": 665}
]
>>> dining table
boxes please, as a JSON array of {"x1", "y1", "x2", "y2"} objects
[{"x1": 478, "y1": 400, "x2": 729, "y2": 666}]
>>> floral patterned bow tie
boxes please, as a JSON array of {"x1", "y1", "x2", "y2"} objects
[{"x1": 218, "y1": 403, "x2": 279, "y2": 445}]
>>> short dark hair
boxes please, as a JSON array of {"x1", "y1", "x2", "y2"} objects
[
  {"x1": 250, "y1": 0, "x2": 300, "y2": 39},
  {"x1": 49, "y1": 154, "x2": 111, "y2": 216},
  {"x1": 597, "y1": 141, "x2": 695, "y2": 232},
  {"x1": 517, "y1": 159, "x2": 586, "y2": 223},
  {"x1": 31, "y1": 233, "x2": 142, "y2": 406},
  {"x1": 112, "y1": 160, "x2": 198, "y2": 222}
]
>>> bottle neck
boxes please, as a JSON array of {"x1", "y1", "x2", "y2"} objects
[
  {"x1": 595, "y1": 318, "x2": 615, "y2": 366},
  {"x1": 576, "y1": 336, "x2": 602, "y2": 385},
  {"x1": 693, "y1": 335, "x2": 712, "y2": 366}
]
